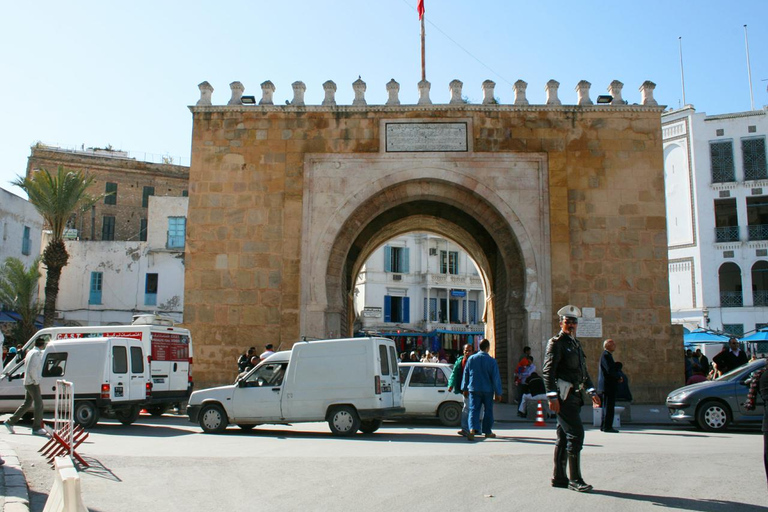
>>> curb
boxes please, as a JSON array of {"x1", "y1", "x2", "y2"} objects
[{"x1": 0, "y1": 440, "x2": 30, "y2": 512}]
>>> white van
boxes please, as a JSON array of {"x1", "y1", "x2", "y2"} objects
[
  {"x1": 187, "y1": 337, "x2": 404, "y2": 436},
  {"x1": 5, "y1": 314, "x2": 193, "y2": 416},
  {"x1": 0, "y1": 337, "x2": 147, "y2": 427}
]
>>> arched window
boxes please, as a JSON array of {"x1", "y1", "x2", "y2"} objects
[
  {"x1": 719, "y1": 262, "x2": 743, "y2": 307},
  {"x1": 751, "y1": 261, "x2": 768, "y2": 306}
]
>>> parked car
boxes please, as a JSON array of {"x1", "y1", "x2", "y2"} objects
[
  {"x1": 666, "y1": 358, "x2": 766, "y2": 432},
  {"x1": 396, "y1": 362, "x2": 462, "y2": 426}
]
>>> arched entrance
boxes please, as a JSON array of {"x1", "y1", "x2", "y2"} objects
[{"x1": 300, "y1": 154, "x2": 552, "y2": 397}]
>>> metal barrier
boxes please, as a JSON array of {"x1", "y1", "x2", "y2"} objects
[{"x1": 40, "y1": 380, "x2": 89, "y2": 467}]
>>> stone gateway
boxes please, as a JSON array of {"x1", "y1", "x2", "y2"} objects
[{"x1": 185, "y1": 78, "x2": 681, "y2": 402}]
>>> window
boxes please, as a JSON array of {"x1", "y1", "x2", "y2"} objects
[
  {"x1": 130, "y1": 346, "x2": 144, "y2": 373},
  {"x1": 423, "y1": 297, "x2": 438, "y2": 321},
  {"x1": 142, "y1": 186, "x2": 155, "y2": 208},
  {"x1": 747, "y1": 196, "x2": 768, "y2": 241},
  {"x1": 714, "y1": 199, "x2": 739, "y2": 242},
  {"x1": 384, "y1": 246, "x2": 409, "y2": 273},
  {"x1": 752, "y1": 261, "x2": 768, "y2": 306},
  {"x1": 167, "y1": 217, "x2": 186, "y2": 249},
  {"x1": 101, "y1": 216, "x2": 115, "y2": 241},
  {"x1": 139, "y1": 219, "x2": 148, "y2": 242},
  {"x1": 384, "y1": 295, "x2": 409, "y2": 323},
  {"x1": 89, "y1": 272, "x2": 103, "y2": 305},
  {"x1": 104, "y1": 182, "x2": 117, "y2": 205},
  {"x1": 408, "y1": 367, "x2": 448, "y2": 387},
  {"x1": 243, "y1": 362, "x2": 288, "y2": 387},
  {"x1": 145, "y1": 273, "x2": 158, "y2": 306},
  {"x1": 710, "y1": 141, "x2": 735, "y2": 183},
  {"x1": 468, "y1": 300, "x2": 478, "y2": 324},
  {"x1": 42, "y1": 353, "x2": 68, "y2": 377},
  {"x1": 440, "y1": 251, "x2": 459, "y2": 274},
  {"x1": 379, "y1": 345, "x2": 390, "y2": 376},
  {"x1": 21, "y1": 226, "x2": 31, "y2": 255},
  {"x1": 742, "y1": 137, "x2": 767, "y2": 181},
  {"x1": 722, "y1": 324, "x2": 744, "y2": 338},
  {"x1": 399, "y1": 367, "x2": 410, "y2": 385},
  {"x1": 182, "y1": 190, "x2": 188, "y2": 197},
  {"x1": 718, "y1": 262, "x2": 743, "y2": 307},
  {"x1": 112, "y1": 346, "x2": 128, "y2": 374}
]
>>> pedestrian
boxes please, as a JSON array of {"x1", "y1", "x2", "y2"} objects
[
  {"x1": 238, "y1": 347, "x2": 256, "y2": 372},
  {"x1": 542, "y1": 304, "x2": 601, "y2": 492},
  {"x1": 597, "y1": 338, "x2": 621, "y2": 433},
  {"x1": 614, "y1": 362, "x2": 633, "y2": 402},
  {"x1": 713, "y1": 338, "x2": 748, "y2": 376},
  {"x1": 745, "y1": 360, "x2": 767, "y2": 486},
  {"x1": 695, "y1": 348, "x2": 709, "y2": 374},
  {"x1": 461, "y1": 338, "x2": 502, "y2": 441},
  {"x1": 517, "y1": 371, "x2": 547, "y2": 417},
  {"x1": 447, "y1": 343, "x2": 474, "y2": 437},
  {"x1": 260, "y1": 344, "x2": 276, "y2": 360},
  {"x1": 4, "y1": 337, "x2": 49, "y2": 436}
]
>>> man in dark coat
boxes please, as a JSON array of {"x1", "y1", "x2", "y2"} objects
[
  {"x1": 543, "y1": 305, "x2": 601, "y2": 493},
  {"x1": 597, "y1": 338, "x2": 621, "y2": 433},
  {"x1": 713, "y1": 338, "x2": 749, "y2": 375},
  {"x1": 745, "y1": 360, "x2": 767, "y2": 486}
]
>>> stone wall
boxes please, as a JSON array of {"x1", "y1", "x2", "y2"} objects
[
  {"x1": 27, "y1": 146, "x2": 189, "y2": 242},
  {"x1": 185, "y1": 79, "x2": 683, "y2": 402}
]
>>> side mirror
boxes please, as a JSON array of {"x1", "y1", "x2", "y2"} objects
[{"x1": 237, "y1": 379, "x2": 246, "y2": 388}]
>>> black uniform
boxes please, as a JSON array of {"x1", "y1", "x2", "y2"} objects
[{"x1": 542, "y1": 330, "x2": 596, "y2": 490}]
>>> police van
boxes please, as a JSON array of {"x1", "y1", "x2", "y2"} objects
[{"x1": 2, "y1": 314, "x2": 193, "y2": 421}]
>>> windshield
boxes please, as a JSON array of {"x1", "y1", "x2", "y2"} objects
[{"x1": 714, "y1": 359, "x2": 765, "y2": 382}]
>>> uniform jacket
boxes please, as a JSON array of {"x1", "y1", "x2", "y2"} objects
[
  {"x1": 461, "y1": 351, "x2": 502, "y2": 395},
  {"x1": 598, "y1": 349, "x2": 619, "y2": 393},
  {"x1": 542, "y1": 331, "x2": 594, "y2": 397}
]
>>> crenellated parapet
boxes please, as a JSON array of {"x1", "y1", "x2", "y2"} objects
[{"x1": 193, "y1": 78, "x2": 663, "y2": 110}]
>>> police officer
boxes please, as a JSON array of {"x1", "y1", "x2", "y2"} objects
[{"x1": 542, "y1": 305, "x2": 601, "y2": 492}]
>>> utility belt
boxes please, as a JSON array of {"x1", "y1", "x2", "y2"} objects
[{"x1": 557, "y1": 378, "x2": 587, "y2": 402}]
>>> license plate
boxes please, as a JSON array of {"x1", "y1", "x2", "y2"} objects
[
  {"x1": 114, "y1": 386, "x2": 124, "y2": 397},
  {"x1": 153, "y1": 378, "x2": 165, "y2": 384}
]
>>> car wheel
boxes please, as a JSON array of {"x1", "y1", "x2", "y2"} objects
[
  {"x1": 199, "y1": 404, "x2": 228, "y2": 434},
  {"x1": 74, "y1": 401, "x2": 100, "y2": 429},
  {"x1": 146, "y1": 405, "x2": 170, "y2": 417},
  {"x1": 438, "y1": 402, "x2": 462, "y2": 426},
  {"x1": 328, "y1": 406, "x2": 360, "y2": 436},
  {"x1": 359, "y1": 419, "x2": 382, "y2": 434},
  {"x1": 696, "y1": 400, "x2": 731, "y2": 432},
  {"x1": 115, "y1": 405, "x2": 141, "y2": 425},
  {"x1": 237, "y1": 424, "x2": 256, "y2": 431}
]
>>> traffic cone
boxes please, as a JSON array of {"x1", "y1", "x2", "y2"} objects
[{"x1": 534, "y1": 401, "x2": 547, "y2": 427}]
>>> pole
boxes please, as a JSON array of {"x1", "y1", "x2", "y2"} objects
[
  {"x1": 744, "y1": 25, "x2": 755, "y2": 111},
  {"x1": 420, "y1": 15, "x2": 426, "y2": 82},
  {"x1": 678, "y1": 37, "x2": 686, "y2": 106}
]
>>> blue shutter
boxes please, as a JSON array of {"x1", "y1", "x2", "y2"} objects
[
  {"x1": 402, "y1": 248, "x2": 410, "y2": 273},
  {"x1": 423, "y1": 298, "x2": 427, "y2": 320},
  {"x1": 383, "y1": 245, "x2": 391, "y2": 272},
  {"x1": 403, "y1": 297, "x2": 410, "y2": 323},
  {"x1": 429, "y1": 298, "x2": 437, "y2": 321},
  {"x1": 89, "y1": 272, "x2": 103, "y2": 305},
  {"x1": 384, "y1": 296, "x2": 392, "y2": 322}
]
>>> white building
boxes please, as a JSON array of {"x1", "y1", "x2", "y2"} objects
[
  {"x1": 0, "y1": 187, "x2": 44, "y2": 270},
  {"x1": 54, "y1": 196, "x2": 187, "y2": 325},
  {"x1": 354, "y1": 233, "x2": 485, "y2": 355},
  {"x1": 664, "y1": 105, "x2": 768, "y2": 337}
]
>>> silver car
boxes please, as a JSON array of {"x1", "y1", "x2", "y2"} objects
[
  {"x1": 396, "y1": 362, "x2": 462, "y2": 426},
  {"x1": 666, "y1": 358, "x2": 766, "y2": 432}
]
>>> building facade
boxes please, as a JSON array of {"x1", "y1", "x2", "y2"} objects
[
  {"x1": 0, "y1": 187, "x2": 44, "y2": 271},
  {"x1": 53, "y1": 196, "x2": 187, "y2": 325},
  {"x1": 354, "y1": 233, "x2": 485, "y2": 354},
  {"x1": 27, "y1": 145, "x2": 189, "y2": 242},
  {"x1": 663, "y1": 105, "x2": 768, "y2": 337}
]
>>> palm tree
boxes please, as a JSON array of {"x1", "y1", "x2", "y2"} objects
[
  {"x1": 12, "y1": 166, "x2": 100, "y2": 327},
  {"x1": 0, "y1": 257, "x2": 43, "y2": 344}
]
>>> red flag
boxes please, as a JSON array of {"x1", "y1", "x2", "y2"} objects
[{"x1": 417, "y1": 0, "x2": 425, "y2": 20}]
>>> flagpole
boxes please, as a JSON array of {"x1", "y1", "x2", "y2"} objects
[
  {"x1": 421, "y1": 14, "x2": 426, "y2": 81},
  {"x1": 744, "y1": 24, "x2": 754, "y2": 111}
]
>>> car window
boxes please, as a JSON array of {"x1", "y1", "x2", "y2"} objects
[
  {"x1": 379, "y1": 345, "x2": 390, "y2": 376},
  {"x1": 409, "y1": 366, "x2": 440, "y2": 387},
  {"x1": 436, "y1": 368, "x2": 448, "y2": 386},
  {"x1": 716, "y1": 360, "x2": 764, "y2": 382},
  {"x1": 42, "y1": 353, "x2": 68, "y2": 377},
  {"x1": 113, "y1": 346, "x2": 128, "y2": 374},
  {"x1": 399, "y1": 367, "x2": 410, "y2": 385},
  {"x1": 244, "y1": 362, "x2": 287, "y2": 387}
]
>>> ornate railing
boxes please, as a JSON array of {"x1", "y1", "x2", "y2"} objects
[
  {"x1": 747, "y1": 224, "x2": 768, "y2": 241},
  {"x1": 720, "y1": 291, "x2": 743, "y2": 307},
  {"x1": 714, "y1": 226, "x2": 740, "y2": 243},
  {"x1": 753, "y1": 290, "x2": 768, "y2": 306}
]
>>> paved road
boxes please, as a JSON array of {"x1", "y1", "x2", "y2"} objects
[{"x1": 3, "y1": 413, "x2": 767, "y2": 512}]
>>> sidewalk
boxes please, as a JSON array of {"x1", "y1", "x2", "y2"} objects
[
  {"x1": 494, "y1": 402, "x2": 674, "y2": 426},
  {"x1": 0, "y1": 439, "x2": 30, "y2": 512}
]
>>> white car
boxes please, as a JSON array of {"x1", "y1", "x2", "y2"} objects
[{"x1": 397, "y1": 362, "x2": 462, "y2": 426}]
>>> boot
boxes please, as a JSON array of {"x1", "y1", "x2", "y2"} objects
[
  {"x1": 567, "y1": 452, "x2": 593, "y2": 492},
  {"x1": 551, "y1": 445, "x2": 568, "y2": 488}
]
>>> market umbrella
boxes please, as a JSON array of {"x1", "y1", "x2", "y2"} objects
[
  {"x1": 683, "y1": 330, "x2": 730, "y2": 344},
  {"x1": 740, "y1": 329, "x2": 768, "y2": 342}
]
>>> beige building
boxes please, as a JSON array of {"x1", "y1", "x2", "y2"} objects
[
  {"x1": 26, "y1": 145, "x2": 189, "y2": 242},
  {"x1": 184, "y1": 78, "x2": 681, "y2": 402}
]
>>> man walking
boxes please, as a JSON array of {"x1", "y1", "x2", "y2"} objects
[
  {"x1": 461, "y1": 338, "x2": 502, "y2": 441},
  {"x1": 448, "y1": 343, "x2": 474, "y2": 437},
  {"x1": 542, "y1": 305, "x2": 601, "y2": 492},
  {"x1": 4, "y1": 337, "x2": 48, "y2": 436},
  {"x1": 598, "y1": 338, "x2": 621, "y2": 433}
]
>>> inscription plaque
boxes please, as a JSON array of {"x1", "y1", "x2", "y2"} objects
[{"x1": 385, "y1": 122, "x2": 468, "y2": 152}]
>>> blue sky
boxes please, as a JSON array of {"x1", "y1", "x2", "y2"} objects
[{"x1": 1, "y1": 0, "x2": 766, "y2": 197}]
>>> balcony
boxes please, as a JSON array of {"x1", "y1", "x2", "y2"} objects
[
  {"x1": 720, "y1": 291, "x2": 743, "y2": 308},
  {"x1": 714, "y1": 226, "x2": 740, "y2": 243},
  {"x1": 748, "y1": 224, "x2": 768, "y2": 242},
  {"x1": 754, "y1": 290, "x2": 768, "y2": 307}
]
